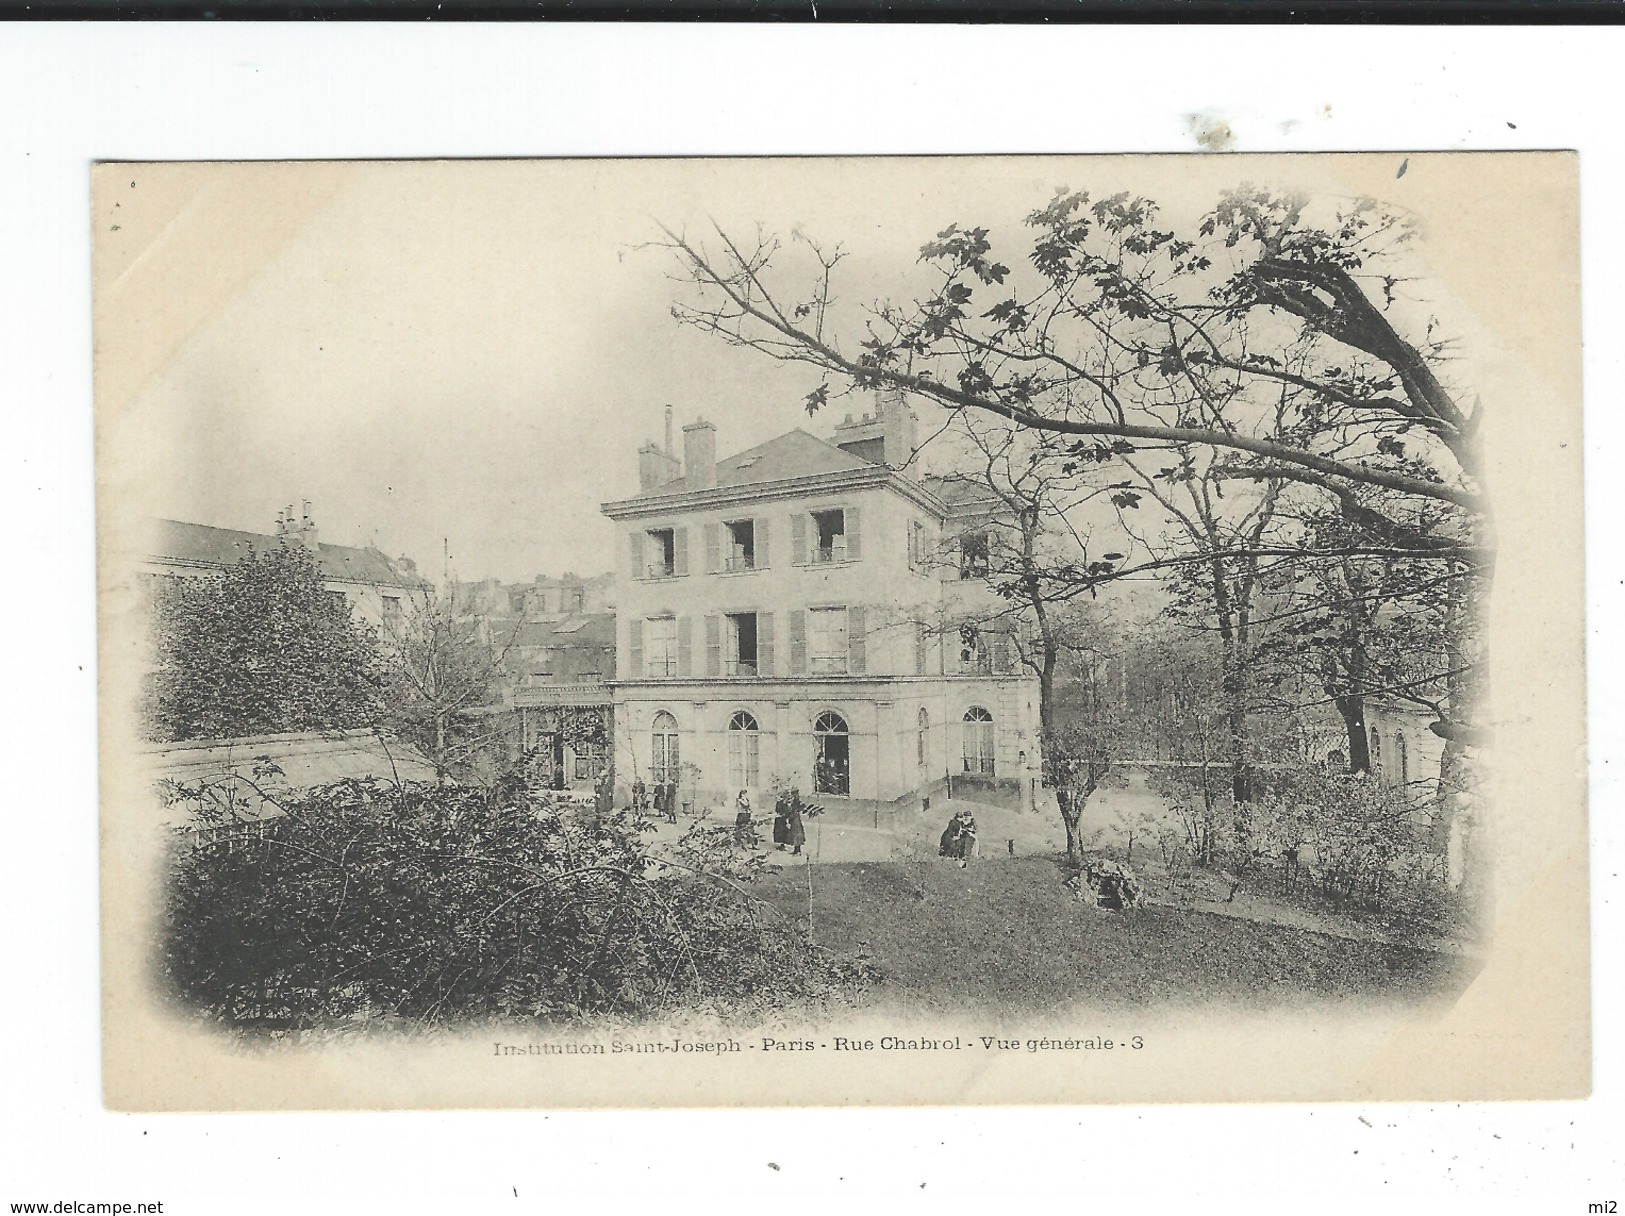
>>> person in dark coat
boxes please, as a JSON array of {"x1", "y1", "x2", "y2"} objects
[
  {"x1": 954, "y1": 810, "x2": 978, "y2": 867},
  {"x1": 939, "y1": 814, "x2": 962, "y2": 859},
  {"x1": 659, "y1": 779, "x2": 678, "y2": 823},
  {"x1": 773, "y1": 791, "x2": 791, "y2": 848},
  {"x1": 631, "y1": 776, "x2": 647, "y2": 816},
  {"x1": 785, "y1": 790, "x2": 807, "y2": 856}
]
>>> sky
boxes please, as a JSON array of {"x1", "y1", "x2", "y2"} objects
[{"x1": 94, "y1": 154, "x2": 1566, "y2": 585}]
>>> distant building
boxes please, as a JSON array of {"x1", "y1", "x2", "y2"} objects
[
  {"x1": 601, "y1": 396, "x2": 1042, "y2": 846},
  {"x1": 140, "y1": 503, "x2": 429, "y2": 630},
  {"x1": 500, "y1": 613, "x2": 617, "y2": 793},
  {"x1": 454, "y1": 572, "x2": 614, "y2": 623}
]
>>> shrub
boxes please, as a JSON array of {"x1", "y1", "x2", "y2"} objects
[{"x1": 161, "y1": 773, "x2": 873, "y2": 1035}]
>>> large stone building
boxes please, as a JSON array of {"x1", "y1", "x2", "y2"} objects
[{"x1": 601, "y1": 396, "x2": 1042, "y2": 843}]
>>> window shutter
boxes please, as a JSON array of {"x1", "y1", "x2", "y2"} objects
[
  {"x1": 674, "y1": 526, "x2": 690, "y2": 576},
  {"x1": 629, "y1": 531, "x2": 645, "y2": 581},
  {"x1": 845, "y1": 505, "x2": 862, "y2": 561},
  {"x1": 755, "y1": 518, "x2": 769, "y2": 568},
  {"x1": 907, "y1": 522, "x2": 917, "y2": 571},
  {"x1": 628, "y1": 618, "x2": 643, "y2": 680},
  {"x1": 791, "y1": 513, "x2": 807, "y2": 565},
  {"x1": 704, "y1": 523, "x2": 720, "y2": 574},
  {"x1": 705, "y1": 614, "x2": 722, "y2": 677},
  {"x1": 994, "y1": 634, "x2": 1015, "y2": 674},
  {"x1": 789, "y1": 609, "x2": 807, "y2": 675},
  {"x1": 757, "y1": 611, "x2": 775, "y2": 676},
  {"x1": 677, "y1": 616, "x2": 693, "y2": 677},
  {"x1": 915, "y1": 621, "x2": 927, "y2": 675},
  {"x1": 848, "y1": 605, "x2": 866, "y2": 674}
]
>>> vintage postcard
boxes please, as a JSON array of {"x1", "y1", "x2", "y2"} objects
[{"x1": 95, "y1": 153, "x2": 1587, "y2": 1110}]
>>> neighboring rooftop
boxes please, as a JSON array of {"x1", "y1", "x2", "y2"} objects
[
  {"x1": 631, "y1": 428, "x2": 877, "y2": 500},
  {"x1": 151, "y1": 518, "x2": 428, "y2": 590},
  {"x1": 491, "y1": 613, "x2": 617, "y2": 649}
]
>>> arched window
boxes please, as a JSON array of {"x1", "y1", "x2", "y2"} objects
[
  {"x1": 727, "y1": 710, "x2": 760, "y2": 790},
  {"x1": 1396, "y1": 730, "x2": 1409, "y2": 788},
  {"x1": 813, "y1": 710, "x2": 850, "y2": 796},
  {"x1": 1368, "y1": 725, "x2": 1383, "y2": 785},
  {"x1": 917, "y1": 707, "x2": 930, "y2": 771},
  {"x1": 651, "y1": 710, "x2": 680, "y2": 784},
  {"x1": 962, "y1": 706, "x2": 995, "y2": 776}
]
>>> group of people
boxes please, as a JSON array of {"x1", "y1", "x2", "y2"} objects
[
  {"x1": 732, "y1": 788, "x2": 808, "y2": 855},
  {"x1": 938, "y1": 808, "x2": 979, "y2": 868},
  {"x1": 629, "y1": 776, "x2": 680, "y2": 824},
  {"x1": 812, "y1": 753, "x2": 850, "y2": 797}
]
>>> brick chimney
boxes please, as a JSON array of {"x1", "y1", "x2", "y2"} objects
[
  {"x1": 297, "y1": 499, "x2": 319, "y2": 551},
  {"x1": 638, "y1": 406, "x2": 684, "y2": 491},
  {"x1": 274, "y1": 502, "x2": 319, "y2": 551},
  {"x1": 878, "y1": 387, "x2": 918, "y2": 468},
  {"x1": 683, "y1": 417, "x2": 717, "y2": 489}
]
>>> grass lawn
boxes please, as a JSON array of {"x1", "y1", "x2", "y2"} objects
[{"x1": 754, "y1": 854, "x2": 1480, "y2": 1017}]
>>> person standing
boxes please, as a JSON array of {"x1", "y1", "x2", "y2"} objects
[
  {"x1": 773, "y1": 789, "x2": 791, "y2": 849},
  {"x1": 733, "y1": 789, "x2": 757, "y2": 848},
  {"x1": 785, "y1": 788, "x2": 807, "y2": 857}
]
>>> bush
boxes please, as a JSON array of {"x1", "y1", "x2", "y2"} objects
[{"x1": 161, "y1": 774, "x2": 873, "y2": 1035}]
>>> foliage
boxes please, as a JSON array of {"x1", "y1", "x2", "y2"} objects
[
  {"x1": 145, "y1": 545, "x2": 383, "y2": 742},
  {"x1": 661, "y1": 183, "x2": 1489, "y2": 755},
  {"x1": 380, "y1": 587, "x2": 521, "y2": 783},
  {"x1": 161, "y1": 774, "x2": 875, "y2": 1035}
]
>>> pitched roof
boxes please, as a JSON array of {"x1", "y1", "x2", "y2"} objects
[
  {"x1": 634, "y1": 428, "x2": 876, "y2": 499},
  {"x1": 152, "y1": 519, "x2": 428, "y2": 589},
  {"x1": 492, "y1": 613, "x2": 616, "y2": 648}
]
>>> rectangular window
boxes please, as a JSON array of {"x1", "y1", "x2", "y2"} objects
[
  {"x1": 646, "y1": 527, "x2": 676, "y2": 578},
  {"x1": 808, "y1": 607, "x2": 849, "y2": 674},
  {"x1": 959, "y1": 625, "x2": 992, "y2": 674},
  {"x1": 959, "y1": 532, "x2": 991, "y2": 579},
  {"x1": 725, "y1": 612, "x2": 759, "y2": 677},
  {"x1": 573, "y1": 741, "x2": 607, "y2": 781},
  {"x1": 646, "y1": 615, "x2": 678, "y2": 677},
  {"x1": 326, "y1": 590, "x2": 349, "y2": 612},
  {"x1": 812, "y1": 509, "x2": 846, "y2": 563},
  {"x1": 382, "y1": 594, "x2": 402, "y2": 623},
  {"x1": 910, "y1": 520, "x2": 928, "y2": 571},
  {"x1": 724, "y1": 519, "x2": 756, "y2": 571},
  {"x1": 533, "y1": 645, "x2": 561, "y2": 678}
]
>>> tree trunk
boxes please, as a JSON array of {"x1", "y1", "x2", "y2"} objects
[
  {"x1": 1335, "y1": 693, "x2": 1371, "y2": 774},
  {"x1": 1038, "y1": 643, "x2": 1058, "y2": 737}
]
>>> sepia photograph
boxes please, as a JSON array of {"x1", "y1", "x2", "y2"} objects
[{"x1": 93, "y1": 152, "x2": 1587, "y2": 1110}]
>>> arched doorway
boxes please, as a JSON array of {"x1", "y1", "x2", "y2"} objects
[
  {"x1": 651, "y1": 710, "x2": 680, "y2": 785},
  {"x1": 962, "y1": 706, "x2": 995, "y2": 775},
  {"x1": 813, "y1": 710, "x2": 850, "y2": 796}
]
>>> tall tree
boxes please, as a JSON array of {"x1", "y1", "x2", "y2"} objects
[
  {"x1": 380, "y1": 584, "x2": 526, "y2": 784},
  {"x1": 659, "y1": 186, "x2": 1488, "y2": 750},
  {"x1": 145, "y1": 545, "x2": 383, "y2": 742},
  {"x1": 930, "y1": 415, "x2": 1121, "y2": 735}
]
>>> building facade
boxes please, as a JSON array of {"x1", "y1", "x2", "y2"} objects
[
  {"x1": 601, "y1": 397, "x2": 1042, "y2": 838},
  {"x1": 504, "y1": 613, "x2": 617, "y2": 794},
  {"x1": 140, "y1": 504, "x2": 429, "y2": 630}
]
